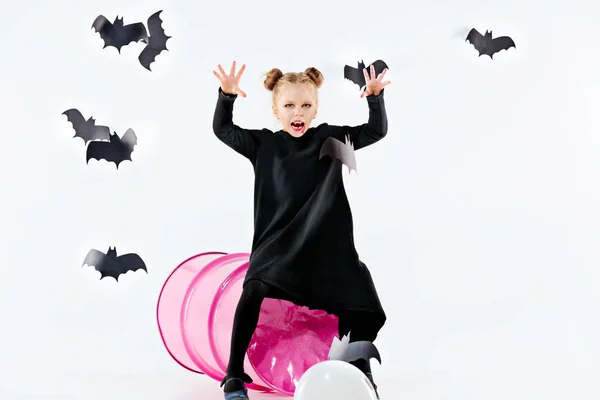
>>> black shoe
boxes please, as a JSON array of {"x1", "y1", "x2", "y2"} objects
[{"x1": 220, "y1": 373, "x2": 253, "y2": 400}]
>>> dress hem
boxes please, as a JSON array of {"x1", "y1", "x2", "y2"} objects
[{"x1": 244, "y1": 275, "x2": 386, "y2": 318}]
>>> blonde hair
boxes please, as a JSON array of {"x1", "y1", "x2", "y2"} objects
[{"x1": 263, "y1": 67, "x2": 324, "y2": 103}]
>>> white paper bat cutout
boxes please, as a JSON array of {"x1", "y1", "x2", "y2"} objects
[
  {"x1": 319, "y1": 134, "x2": 357, "y2": 174},
  {"x1": 328, "y1": 332, "x2": 381, "y2": 364}
]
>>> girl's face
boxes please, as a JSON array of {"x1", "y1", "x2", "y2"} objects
[{"x1": 272, "y1": 83, "x2": 318, "y2": 137}]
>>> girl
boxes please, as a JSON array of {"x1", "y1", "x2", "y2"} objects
[{"x1": 212, "y1": 61, "x2": 390, "y2": 400}]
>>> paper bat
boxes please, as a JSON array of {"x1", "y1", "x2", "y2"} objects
[
  {"x1": 328, "y1": 333, "x2": 382, "y2": 365},
  {"x1": 62, "y1": 108, "x2": 111, "y2": 144},
  {"x1": 344, "y1": 59, "x2": 388, "y2": 91},
  {"x1": 91, "y1": 15, "x2": 148, "y2": 52},
  {"x1": 82, "y1": 247, "x2": 147, "y2": 281},
  {"x1": 465, "y1": 29, "x2": 515, "y2": 58},
  {"x1": 86, "y1": 128, "x2": 137, "y2": 168},
  {"x1": 319, "y1": 134, "x2": 357, "y2": 174},
  {"x1": 138, "y1": 11, "x2": 171, "y2": 71}
]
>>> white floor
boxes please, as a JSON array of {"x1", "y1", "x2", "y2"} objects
[
  {"x1": 3, "y1": 370, "x2": 597, "y2": 399},
  {"x1": 1, "y1": 358, "x2": 597, "y2": 400},
  {"x1": 0, "y1": 373, "x2": 307, "y2": 399},
  {"x1": 1, "y1": 371, "x2": 397, "y2": 400},
  {"x1": 1, "y1": 374, "x2": 286, "y2": 399}
]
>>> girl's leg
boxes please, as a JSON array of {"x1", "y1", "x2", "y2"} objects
[
  {"x1": 337, "y1": 310, "x2": 385, "y2": 399},
  {"x1": 337, "y1": 310, "x2": 382, "y2": 342},
  {"x1": 221, "y1": 279, "x2": 272, "y2": 394}
]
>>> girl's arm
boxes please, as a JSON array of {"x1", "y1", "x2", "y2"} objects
[
  {"x1": 327, "y1": 89, "x2": 388, "y2": 150},
  {"x1": 213, "y1": 87, "x2": 264, "y2": 162}
]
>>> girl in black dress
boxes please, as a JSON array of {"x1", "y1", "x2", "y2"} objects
[{"x1": 212, "y1": 61, "x2": 390, "y2": 400}]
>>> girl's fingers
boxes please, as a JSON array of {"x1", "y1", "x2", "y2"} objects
[
  {"x1": 229, "y1": 61, "x2": 237, "y2": 76},
  {"x1": 212, "y1": 70, "x2": 222, "y2": 80},
  {"x1": 377, "y1": 68, "x2": 388, "y2": 80},
  {"x1": 238, "y1": 88, "x2": 247, "y2": 97},
  {"x1": 235, "y1": 63, "x2": 246, "y2": 79},
  {"x1": 218, "y1": 64, "x2": 227, "y2": 76}
]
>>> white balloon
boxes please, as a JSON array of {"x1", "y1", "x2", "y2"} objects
[{"x1": 294, "y1": 360, "x2": 378, "y2": 400}]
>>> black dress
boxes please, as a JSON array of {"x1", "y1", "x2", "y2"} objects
[{"x1": 212, "y1": 87, "x2": 388, "y2": 331}]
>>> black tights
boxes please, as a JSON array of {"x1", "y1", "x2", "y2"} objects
[{"x1": 225, "y1": 279, "x2": 381, "y2": 379}]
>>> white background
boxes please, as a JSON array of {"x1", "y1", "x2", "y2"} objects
[{"x1": 1, "y1": 0, "x2": 599, "y2": 398}]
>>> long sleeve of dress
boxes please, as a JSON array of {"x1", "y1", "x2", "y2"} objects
[
  {"x1": 212, "y1": 87, "x2": 265, "y2": 162},
  {"x1": 328, "y1": 88, "x2": 388, "y2": 150}
]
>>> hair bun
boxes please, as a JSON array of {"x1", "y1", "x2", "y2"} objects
[
  {"x1": 304, "y1": 67, "x2": 324, "y2": 89},
  {"x1": 264, "y1": 68, "x2": 284, "y2": 91}
]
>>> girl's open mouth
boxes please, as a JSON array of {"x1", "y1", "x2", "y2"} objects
[{"x1": 291, "y1": 121, "x2": 305, "y2": 133}]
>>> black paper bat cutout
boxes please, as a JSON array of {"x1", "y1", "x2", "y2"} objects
[
  {"x1": 91, "y1": 15, "x2": 148, "y2": 52},
  {"x1": 319, "y1": 134, "x2": 357, "y2": 174},
  {"x1": 138, "y1": 11, "x2": 171, "y2": 71},
  {"x1": 344, "y1": 59, "x2": 388, "y2": 91},
  {"x1": 465, "y1": 29, "x2": 515, "y2": 58},
  {"x1": 86, "y1": 128, "x2": 137, "y2": 168},
  {"x1": 82, "y1": 247, "x2": 147, "y2": 281},
  {"x1": 328, "y1": 333, "x2": 382, "y2": 364},
  {"x1": 62, "y1": 108, "x2": 111, "y2": 144}
]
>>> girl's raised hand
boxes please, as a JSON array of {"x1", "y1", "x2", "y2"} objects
[
  {"x1": 360, "y1": 65, "x2": 390, "y2": 98},
  {"x1": 213, "y1": 61, "x2": 247, "y2": 98}
]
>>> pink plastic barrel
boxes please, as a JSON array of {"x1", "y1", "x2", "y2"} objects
[
  {"x1": 157, "y1": 251, "x2": 339, "y2": 396},
  {"x1": 156, "y1": 252, "x2": 226, "y2": 372},
  {"x1": 247, "y1": 299, "x2": 339, "y2": 395},
  {"x1": 208, "y1": 262, "x2": 339, "y2": 395},
  {"x1": 207, "y1": 263, "x2": 272, "y2": 391},
  {"x1": 181, "y1": 253, "x2": 262, "y2": 386}
]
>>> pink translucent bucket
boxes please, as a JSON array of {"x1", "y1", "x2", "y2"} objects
[
  {"x1": 156, "y1": 252, "x2": 226, "y2": 372},
  {"x1": 156, "y1": 251, "x2": 339, "y2": 395},
  {"x1": 208, "y1": 263, "x2": 339, "y2": 395}
]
